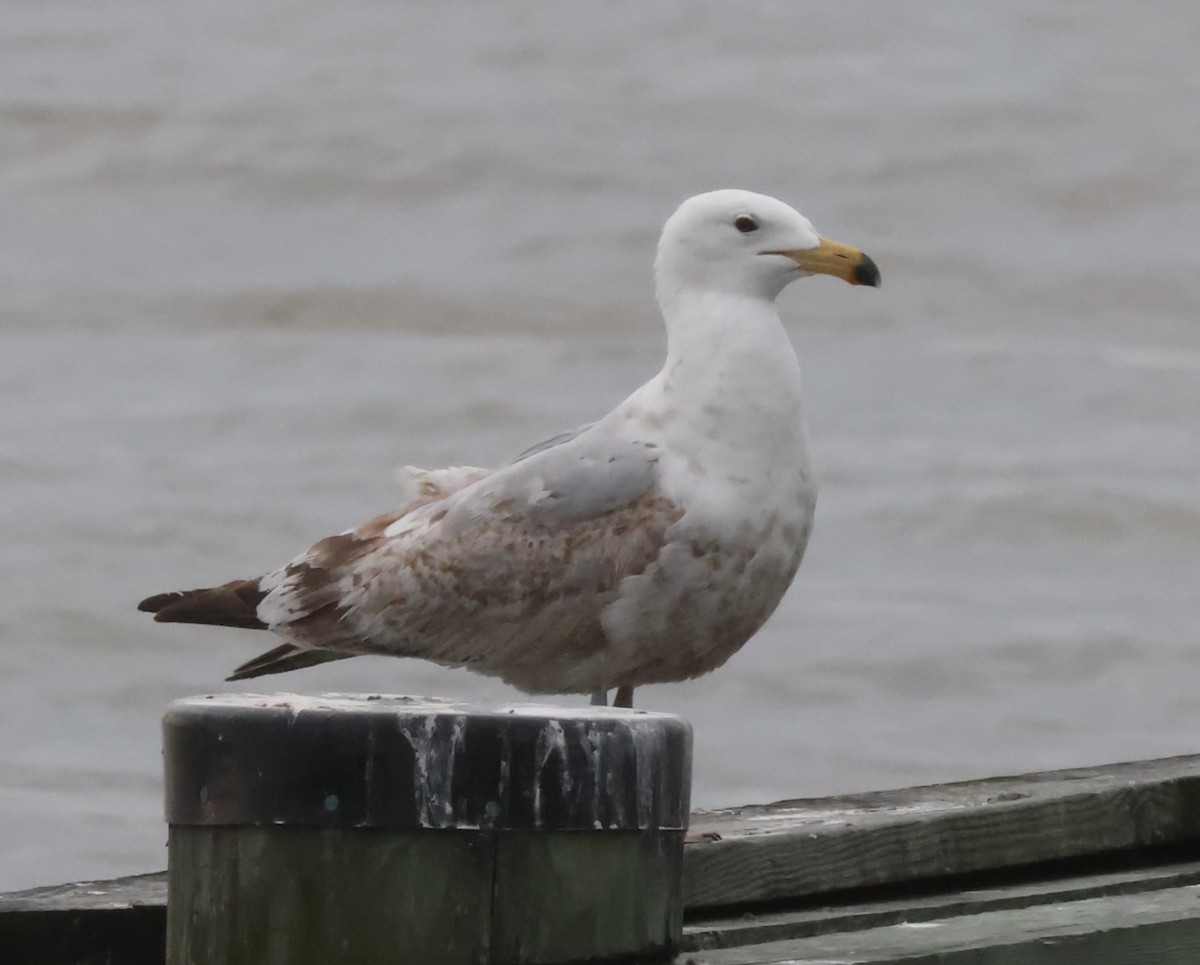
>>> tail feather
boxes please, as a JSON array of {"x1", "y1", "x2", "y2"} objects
[
  {"x1": 138, "y1": 579, "x2": 268, "y2": 630},
  {"x1": 226, "y1": 643, "x2": 355, "y2": 681},
  {"x1": 140, "y1": 578, "x2": 359, "y2": 679}
]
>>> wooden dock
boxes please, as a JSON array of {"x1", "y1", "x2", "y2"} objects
[{"x1": 5, "y1": 754, "x2": 1200, "y2": 964}]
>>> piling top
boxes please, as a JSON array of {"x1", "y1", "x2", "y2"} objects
[{"x1": 163, "y1": 693, "x2": 692, "y2": 831}]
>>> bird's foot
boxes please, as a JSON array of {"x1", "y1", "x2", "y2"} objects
[{"x1": 590, "y1": 687, "x2": 635, "y2": 708}]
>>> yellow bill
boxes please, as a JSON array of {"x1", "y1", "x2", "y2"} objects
[{"x1": 769, "y1": 237, "x2": 881, "y2": 287}]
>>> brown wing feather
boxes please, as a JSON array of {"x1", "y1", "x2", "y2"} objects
[{"x1": 225, "y1": 643, "x2": 353, "y2": 681}]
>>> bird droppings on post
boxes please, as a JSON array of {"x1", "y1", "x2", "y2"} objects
[
  {"x1": 531, "y1": 718, "x2": 567, "y2": 827},
  {"x1": 395, "y1": 712, "x2": 468, "y2": 827}
]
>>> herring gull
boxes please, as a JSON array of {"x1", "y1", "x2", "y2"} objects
[{"x1": 139, "y1": 189, "x2": 880, "y2": 707}]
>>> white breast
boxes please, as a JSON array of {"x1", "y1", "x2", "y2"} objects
[{"x1": 587, "y1": 294, "x2": 818, "y2": 687}]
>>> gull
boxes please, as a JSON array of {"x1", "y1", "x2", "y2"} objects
[{"x1": 139, "y1": 189, "x2": 880, "y2": 707}]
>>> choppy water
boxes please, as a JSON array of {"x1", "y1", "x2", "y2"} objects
[{"x1": 2, "y1": 1, "x2": 1199, "y2": 891}]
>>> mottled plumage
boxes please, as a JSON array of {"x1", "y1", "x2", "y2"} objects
[{"x1": 140, "y1": 189, "x2": 879, "y2": 704}]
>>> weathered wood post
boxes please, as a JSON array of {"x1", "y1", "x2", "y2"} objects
[{"x1": 163, "y1": 694, "x2": 691, "y2": 964}]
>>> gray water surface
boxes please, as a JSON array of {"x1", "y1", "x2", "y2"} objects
[{"x1": 2, "y1": 1, "x2": 1199, "y2": 891}]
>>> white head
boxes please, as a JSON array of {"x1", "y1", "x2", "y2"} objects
[{"x1": 654, "y1": 189, "x2": 880, "y2": 308}]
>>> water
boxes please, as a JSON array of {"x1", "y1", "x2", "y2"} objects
[{"x1": 2, "y1": 1, "x2": 1199, "y2": 891}]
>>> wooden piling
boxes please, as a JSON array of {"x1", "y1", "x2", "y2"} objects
[{"x1": 161, "y1": 694, "x2": 692, "y2": 965}]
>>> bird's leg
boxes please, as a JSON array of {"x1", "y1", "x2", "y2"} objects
[
  {"x1": 590, "y1": 690, "x2": 609, "y2": 706},
  {"x1": 613, "y1": 686, "x2": 635, "y2": 708}
]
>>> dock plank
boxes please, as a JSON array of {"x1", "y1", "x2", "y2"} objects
[
  {"x1": 682, "y1": 857, "x2": 1200, "y2": 952},
  {"x1": 0, "y1": 872, "x2": 166, "y2": 965},
  {"x1": 675, "y1": 885, "x2": 1200, "y2": 964},
  {"x1": 684, "y1": 755, "x2": 1200, "y2": 910}
]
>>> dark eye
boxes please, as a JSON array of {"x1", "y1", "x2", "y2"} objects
[{"x1": 734, "y1": 215, "x2": 759, "y2": 234}]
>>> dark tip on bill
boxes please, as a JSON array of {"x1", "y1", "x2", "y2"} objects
[{"x1": 854, "y1": 253, "x2": 881, "y2": 288}]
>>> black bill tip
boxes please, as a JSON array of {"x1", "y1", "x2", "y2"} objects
[{"x1": 854, "y1": 253, "x2": 881, "y2": 288}]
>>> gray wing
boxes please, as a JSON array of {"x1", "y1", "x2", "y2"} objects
[
  {"x1": 457, "y1": 430, "x2": 665, "y2": 530},
  {"x1": 256, "y1": 430, "x2": 682, "y2": 688},
  {"x1": 511, "y1": 422, "x2": 594, "y2": 463}
]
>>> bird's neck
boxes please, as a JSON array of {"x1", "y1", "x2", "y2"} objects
[
  {"x1": 643, "y1": 290, "x2": 808, "y2": 465},
  {"x1": 619, "y1": 289, "x2": 811, "y2": 523},
  {"x1": 660, "y1": 290, "x2": 802, "y2": 404}
]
